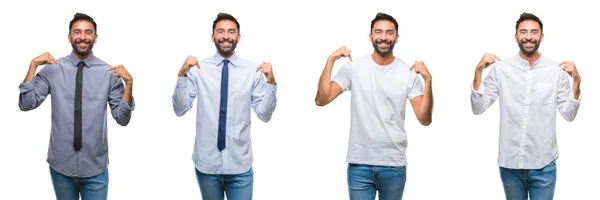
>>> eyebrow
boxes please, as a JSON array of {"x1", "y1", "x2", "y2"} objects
[
  {"x1": 519, "y1": 28, "x2": 540, "y2": 32},
  {"x1": 216, "y1": 28, "x2": 238, "y2": 32}
]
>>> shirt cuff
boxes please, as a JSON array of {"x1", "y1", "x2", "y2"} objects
[
  {"x1": 471, "y1": 85, "x2": 484, "y2": 95},
  {"x1": 18, "y1": 80, "x2": 35, "y2": 93},
  {"x1": 570, "y1": 90, "x2": 582, "y2": 103},
  {"x1": 119, "y1": 97, "x2": 135, "y2": 111},
  {"x1": 264, "y1": 82, "x2": 277, "y2": 96},
  {"x1": 177, "y1": 77, "x2": 188, "y2": 89}
]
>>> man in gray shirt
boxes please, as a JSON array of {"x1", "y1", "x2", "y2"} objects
[
  {"x1": 315, "y1": 13, "x2": 433, "y2": 200},
  {"x1": 18, "y1": 13, "x2": 134, "y2": 200}
]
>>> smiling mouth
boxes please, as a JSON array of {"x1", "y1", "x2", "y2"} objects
[{"x1": 220, "y1": 41, "x2": 232, "y2": 48}]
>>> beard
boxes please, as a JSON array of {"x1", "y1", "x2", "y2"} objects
[
  {"x1": 70, "y1": 37, "x2": 94, "y2": 58},
  {"x1": 213, "y1": 36, "x2": 237, "y2": 57},
  {"x1": 372, "y1": 37, "x2": 395, "y2": 57},
  {"x1": 518, "y1": 38, "x2": 540, "y2": 57}
]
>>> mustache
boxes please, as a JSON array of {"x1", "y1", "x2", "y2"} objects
[
  {"x1": 520, "y1": 38, "x2": 537, "y2": 43},
  {"x1": 375, "y1": 38, "x2": 392, "y2": 44},
  {"x1": 74, "y1": 38, "x2": 91, "y2": 44},
  {"x1": 218, "y1": 38, "x2": 234, "y2": 43}
]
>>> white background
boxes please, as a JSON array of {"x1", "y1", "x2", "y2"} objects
[{"x1": 1, "y1": 0, "x2": 598, "y2": 199}]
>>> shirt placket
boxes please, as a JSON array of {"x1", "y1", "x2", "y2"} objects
[{"x1": 519, "y1": 68, "x2": 533, "y2": 168}]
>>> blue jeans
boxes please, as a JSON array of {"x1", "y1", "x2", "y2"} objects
[
  {"x1": 49, "y1": 167, "x2": 109, "y2": 200},
  {"x1": 499, "y1": 160, "x2": 557, "y2": 200},
  {"x1": 347, "y1": 163, "x2": 407, "y2": 200},
  {"x1": 195, "y1": 167, "x2": 253, "y2": 200}
]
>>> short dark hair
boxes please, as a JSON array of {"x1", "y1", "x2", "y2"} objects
[
  {"x1": 212, "y1": 12, "x2": 240, "y2": 34},
  {"x1": 69, "y1": 12, "x2": 97, "y2": 34},
  {"x1": 370, "y1": 12, "x2": 398, "y2": 33},
  {"x1": 516, "y1": 12, "x2": 543, "y2": 34}
]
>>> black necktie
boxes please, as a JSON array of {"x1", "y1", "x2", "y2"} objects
[
  {"x1": 74, "y1": 61, "x2": 85, "y2": 151},
  {"x1": 217, "y1": 60, "x2": 229, "y2": 151}
]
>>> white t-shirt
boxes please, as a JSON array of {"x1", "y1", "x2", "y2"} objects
[{"x1": 333, "y1": 55, "x2": 424, "y2": 166}]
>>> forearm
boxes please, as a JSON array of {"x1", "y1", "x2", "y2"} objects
[
  {"x1": 315, "y1": 58, "x2": 335, "y2": 105},
  {"x1": 23, "y1": 62, "x2": 38, "y2": 83},
  {"x1": 123, "y1": 82, "x2": 133, "y2": 106},
  {"x1": 473, "y1": 68, "x2": 483, "y2": 91},
  {"x1": 572, "y1": 77, "x2": 581, "y2": 100},
  {"x1": 419, "y1": 79, "x2": 433, "y2": 125}
]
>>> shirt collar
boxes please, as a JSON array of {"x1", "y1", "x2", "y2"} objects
[
  {"x1": 213, "y1": 53, "x2": 238, "y2": 67},
  {"x1": 516, "y1": 52, "x2": 543, "y2": 68},
  {"x1": 68, "y1": 52, "x2": 96, "y2": 68}
]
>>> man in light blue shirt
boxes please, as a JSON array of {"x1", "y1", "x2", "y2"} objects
[
  {"x1": 172, "y1": 13, "x2": 277, "y2": 200},
  {"x1": 18, "y1": 13, "x2": 134, "y2": 200}
]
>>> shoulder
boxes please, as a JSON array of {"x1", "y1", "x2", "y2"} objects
[{"x1": 90, "y1": 56, "x2": 111, "y2": 68}]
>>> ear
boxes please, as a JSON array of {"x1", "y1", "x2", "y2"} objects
[
  {"x1": 369, "y1": 33, "x2": 372, "y2": 42},
  {"x1": 514, "y1": 34, "x2": 518, "y2": 43},
  {"x1": 540, "y1": 33, "x2": 544, "y2": 43},
  {"x1": 67, "y1": 34, "x2": 71, "y2": 43},
  {"x1": 93, "y1": 34, "x2": 98, "y2": 44},
  {"x1": 236, "y1": 34, "x2": 241, "y2": 44},
  {"x1": 395, "y1": 34, "x2": 399, "y2": 44},
  {"x1": 211, "y1": 34, "x2": 215, "y2": 43}
]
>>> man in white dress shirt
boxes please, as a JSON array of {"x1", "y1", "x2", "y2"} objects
[{"x1": 471, "y1": 12, "x2": 581, "y2": 200}]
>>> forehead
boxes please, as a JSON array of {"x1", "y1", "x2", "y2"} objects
[
  {"x1": 517, "y1": 20, "x2": 540, "y2": 30},
  {"x1": 214, "y1": 20, "x2": 238, "y2": 30},
  {"x1": 372, "y1": 20, "x2": 396, "y2": 31},
  {"x1": 71, "y1": 20, "x2": 94, "y2": 30}
]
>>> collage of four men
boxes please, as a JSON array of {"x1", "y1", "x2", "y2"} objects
[{"x1": 19, "y1": 11, "x2": 581, "y2": 200}]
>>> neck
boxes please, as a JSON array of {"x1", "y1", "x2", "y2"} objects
[
  {"x1": 371, "y1": 51, "x2": 395, "y2": 66},
  {"x1": 519, "y1": 51, "x2": 541, "y2": 67},
  {"x1": 73, "y1": 51, "x2": 92, "y2": 61}
]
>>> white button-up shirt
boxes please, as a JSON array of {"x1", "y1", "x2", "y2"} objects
[{"x1": 471, "y1": 54, "x2": 581, "y2": 169}]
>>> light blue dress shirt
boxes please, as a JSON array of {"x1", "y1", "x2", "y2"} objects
[{"x1": 173, "y1": 53, "x2": 277, "y2": 174}]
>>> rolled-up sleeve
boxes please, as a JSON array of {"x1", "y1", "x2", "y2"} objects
[
  {"x1": 108, "y1": 77, "x2": 134, "y2": 126},
  {"x1": 19, "y1": 66, "x2": 52, "y2": 111},
  {"x1": 251, "y1": 72, "x2": 277, "y2": 122}
]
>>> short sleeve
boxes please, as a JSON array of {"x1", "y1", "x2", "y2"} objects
[
  {"x1": 407, "y1": 71, "x2": 424, "y2": 100},
  {"x1": 332, "y1": 62, "x2": 352, "y2": 92}
]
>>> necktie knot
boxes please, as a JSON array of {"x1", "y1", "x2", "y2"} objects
[
  {"x1": 77, "y1": 61, "x2": 86, "y2": 69},
  {"x1": 223, "y1": 60, "x2": 229, "y2": 67}
]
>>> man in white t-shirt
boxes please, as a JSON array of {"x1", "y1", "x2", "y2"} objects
[{"x1": 315, "y1": 12, "x2": 434, "y2": 200}]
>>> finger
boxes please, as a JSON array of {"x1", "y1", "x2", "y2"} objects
[
  {"x1": 558, "y1": 61, "x2": 566, "y2": 67},
  {"x1": 256, "y1": 65, "x2": 262, "y2": 72},
  {"x1": 491, "y1": 54, "x2": 501, "y2": 61},
  {"x1": 196, "y1": 63, "x2": 200, "y2": 69},
  {"x1": 48, "y1": 54, "x2": 58, "y2": 64},
  {"x1": 409, "y1": 63, "x2": 417, "y2": 70},
  {"x1": 348, "y1": 53, "x2": 353, "y2": 61},
  {"x1": 107, "y1": 66, "x2": 117, "y2": 71}
]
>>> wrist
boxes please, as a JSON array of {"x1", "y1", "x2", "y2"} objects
[{"x1": 178, "y1": 71, "x2": 187, "y2": 77}]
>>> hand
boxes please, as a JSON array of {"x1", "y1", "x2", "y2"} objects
[
  {"x1": 476, "y1": 53, "x2": 501, "y2": 71},
  {"x1": 256, "y1": 62, "x2": 276, "y2": 84},
  {"x1": 108, "y1": 64, "x2": 133, "y2": 84},
  {"x1": 329, "y1": 46, "x2": 352, "y2": 61},
  {"x1": 409, "y1": 61, "x2": 431, "y2": 81},
  {"x1": 559, "y1": 60, "x2": 580, "y2": 81},
  {"x1": 31, "y1": 52, "x2": 58, "y2": 67},
  {"x1": 179, "y1": 56, "x2": 200, "y2": 77}
]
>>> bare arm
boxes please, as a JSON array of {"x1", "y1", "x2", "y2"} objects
[
  {"x1": 409, "y1": 61, "x2": 433, "y2": 126},
  {"x1": 315, "y1": 46, "x2": 352, "y2": 106}
]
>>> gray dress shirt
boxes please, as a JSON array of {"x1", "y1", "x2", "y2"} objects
[{"x1": 19, "y1": 52, "x2": 134, "y2": 177}]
